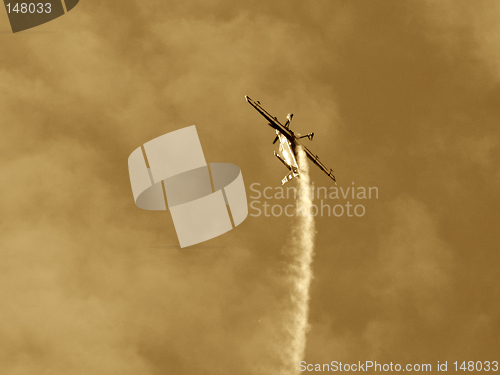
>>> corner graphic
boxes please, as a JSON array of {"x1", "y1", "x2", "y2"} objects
[
  {"x1": 3, "y1": 0, "x2": 79, "y2": 33},
  {"x1": 128, "y1": 125, "x2": 248, "y2": 248}
]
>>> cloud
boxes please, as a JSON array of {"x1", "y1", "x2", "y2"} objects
[
  {"x1": 375, "y1": 197, "x2": 453, "y2": 319},
  {"x1": 421, "y1": 0, "x2": 500, "y2": 82}
]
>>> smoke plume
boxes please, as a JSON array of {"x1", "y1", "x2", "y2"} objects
[{"x1": 281, "y1": 146, "x2": 316, "y2": 374}]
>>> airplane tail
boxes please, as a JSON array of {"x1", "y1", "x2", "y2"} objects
[
  {"x1": 282, "y1": 172, "x2": 294, "y2": 185},
  {"x1": 281, "y1": 170, "x2": 300, "y2": 185}
]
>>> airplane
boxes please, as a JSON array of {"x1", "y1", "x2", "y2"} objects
[{"x1": 245, "y1": 95, "x2": 337, "y2": 185}]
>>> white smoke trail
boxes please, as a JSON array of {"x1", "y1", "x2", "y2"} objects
[{"x1": 280, "y1": 145, "x2": 316, "y2": 375}]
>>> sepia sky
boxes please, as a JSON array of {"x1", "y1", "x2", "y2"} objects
[{"x1": 0, "y1": 1, "x2": 499, "y2": 374}]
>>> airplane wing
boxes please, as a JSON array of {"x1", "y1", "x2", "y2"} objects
[
  {"x1": 296, "y1": 140, "x2": 337, "y2": 184},
  {"x1": 245, "y1": 96, "x2": 294, "y2": 142}
]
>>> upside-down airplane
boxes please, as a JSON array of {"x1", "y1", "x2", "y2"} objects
[{"x1": 245, "y1": 95, "x2": 337, "y2": 185}]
